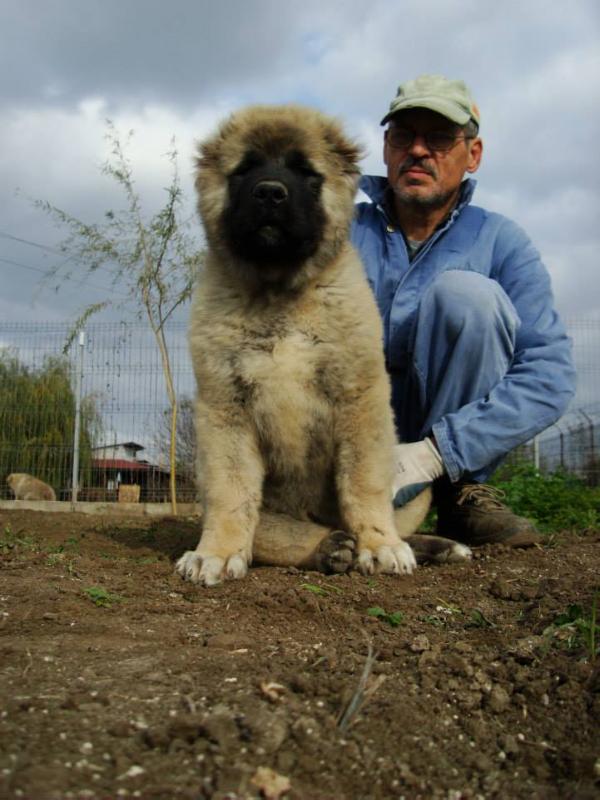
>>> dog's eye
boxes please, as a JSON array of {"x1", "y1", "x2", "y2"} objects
[
  {"x1": 285, "y1": 150, "x2": 322, "y2": 179},
  {"x1": 230, "y1": 151, "x2": 264, "y2": 178}
]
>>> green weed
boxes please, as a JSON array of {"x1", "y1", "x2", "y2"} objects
[
  {"x1": 83, "y1": 586, "x2": 122, "y2": 608},
  {"x1": 421, "y1": 614, "x2": 447, "y2": 627},
  {"x1": 548, "y1": 595, "x2": 599, "y2": 661},
  {"x1": 0, "y1": 524, "x2": 38, "y2": 553},
  {"x1": 467, "y1": 609, "x2": 495, "y2": 628},
  {"x1": 367, "y1": 606, "x2": 403, "y2": 627}
]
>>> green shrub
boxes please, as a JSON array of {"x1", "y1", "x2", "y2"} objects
[{"x1": 490, "y1": 463, "x2": 600, "y2": 532}]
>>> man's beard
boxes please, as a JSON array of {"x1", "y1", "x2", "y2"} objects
[
  {"x1": 394, "y1": 184, "x2": 457, "y2": 211},
  {"x1": 393, "y1": 157, "x2": 456, "y2": 211}
]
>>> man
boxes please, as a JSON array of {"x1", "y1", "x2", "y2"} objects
[{"x1": 351, "y1": 74, "x2": 576, "y2": 547}]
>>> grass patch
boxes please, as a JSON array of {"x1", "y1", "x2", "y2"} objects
[
  {"x1": 0, "y1": 524, "x2": 39, "y2": 553},
  {"x1": 83, "y1": 586, "x2": 123, "y2": 607},
  {"x1": 466, "y1": 609, "x2": 495, "y2": 629},
  {"x1": 367, "y1": 606, "x2": 403, "y2": 627},
  {"x1": 546, "y1": 594, "x2": 599, "y2": 661},
  {"x1": 490, "y1": 463, "x2": 600, "y2": 532}
]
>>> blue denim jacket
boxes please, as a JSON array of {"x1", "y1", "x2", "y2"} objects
[{"x1": 351, "y1": 175, "x2": 576, "y2": 480}]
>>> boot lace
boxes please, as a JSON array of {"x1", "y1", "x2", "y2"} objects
[{"x1": 455, "y1": 483, "x2": 507, "y2": 511}]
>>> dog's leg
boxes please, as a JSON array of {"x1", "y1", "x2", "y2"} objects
[
  {"x1": 392, "y1": 495, "x2": 471, "y2": 564},
  {"x1": 253, "y1": 512, "x2": 356, "y2": 573},
  {"x1": 176, "y1": 407, "x2": 263, "y2": 586},
  {"x1": 334, "y1": 387, "x2": 417, "y2": 576}
]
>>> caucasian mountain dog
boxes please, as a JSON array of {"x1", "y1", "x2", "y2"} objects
[
  {"x1": 177, "y1": 105, "x2": 464, "y2": 586},
  {"x1": 7, "y1": 472, "x2": 56, "y2": 501}
]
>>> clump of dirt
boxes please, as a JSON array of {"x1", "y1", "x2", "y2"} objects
[{"x1": 1, "y1": 509, "x2": 599, "y2": 799}]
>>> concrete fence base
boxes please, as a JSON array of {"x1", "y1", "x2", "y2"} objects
[{"x1": 0, "y1": 500, "x2": 202, "y2": 517}]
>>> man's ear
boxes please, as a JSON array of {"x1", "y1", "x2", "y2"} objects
[{"x1": 466, "y1": 137, "x2": 483, "y2": 174}]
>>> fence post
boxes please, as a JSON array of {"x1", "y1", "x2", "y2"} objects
[
  {"x1": 532, "y1": 435, "x2": 540, "y2": 471},
  {"x1": 71, "y1": 331, "x2": 85, "y2": 505}
]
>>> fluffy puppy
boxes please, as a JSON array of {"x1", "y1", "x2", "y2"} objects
[
  {"x1": 7, "y1": 473, "x2": 56, "y2": 501},
  {"x1": 177, "y1": 105, "x2": 431, "y2": 586}
]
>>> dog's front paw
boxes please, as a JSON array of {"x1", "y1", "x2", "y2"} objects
[
  {"x1": 357, "y1": 539, "x2": 417, "y2": 576},
  {"x1": 175, "y1": 550, "x2": 248, "y2": 586}
]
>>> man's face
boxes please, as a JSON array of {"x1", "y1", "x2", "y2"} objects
[{"x1": 383, "y1": 108, "x2": 482, "y2": 211}]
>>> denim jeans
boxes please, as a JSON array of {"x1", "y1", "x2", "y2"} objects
[{"x1": 390, "y1": 270, "x2": 519, "y2": 483}]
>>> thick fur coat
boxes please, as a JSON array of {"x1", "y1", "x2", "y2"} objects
[{"x1": 177, "y1": 105, "x2": 430, "y2": 586}]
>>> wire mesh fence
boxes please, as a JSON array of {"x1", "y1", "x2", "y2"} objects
[
  {"x1": 0, "y1": 321, "x2": 195, "y2": 502},
  {"x1": 0, "y1": 317, "x2": 598, "y2": 503}
]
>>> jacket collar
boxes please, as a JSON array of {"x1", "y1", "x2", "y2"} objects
[{"x1": 358, "y1": 175, "x2": 477, "y2": 212}]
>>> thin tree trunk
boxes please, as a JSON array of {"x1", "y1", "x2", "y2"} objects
[{"x1": 153, "y1": 324, "x2": 178, "y2": 514}]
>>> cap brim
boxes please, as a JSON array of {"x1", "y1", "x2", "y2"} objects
[{"x1": 381, "y1": 97, "x2": 471, "y2": 127}]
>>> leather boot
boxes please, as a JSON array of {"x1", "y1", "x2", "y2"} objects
[{"x1": 434, "y1": 478, "x2": 541, "y2": 547}]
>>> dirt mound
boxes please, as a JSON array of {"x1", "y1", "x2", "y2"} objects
[{"x1": 1, "y1": 510, "x2": 598, "y2": 799}]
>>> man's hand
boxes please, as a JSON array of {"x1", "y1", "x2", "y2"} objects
[{"x1": 392, "y1": 437, "x2": 445, "y2": 507}]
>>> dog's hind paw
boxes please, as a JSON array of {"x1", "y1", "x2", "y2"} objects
[
  {"x1": 404, "y1": 534, "x2": 472, "y2": 565},
  {"x1": 175, "y1": 550, "x2": 248, "y2": 586},
  {"x1": 314, "y1": 529, "x2": 357, "y2": 574}
]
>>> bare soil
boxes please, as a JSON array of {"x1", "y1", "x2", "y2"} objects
[{"x1": 0, "y1": 509, "x2": 599, "y2": 800}]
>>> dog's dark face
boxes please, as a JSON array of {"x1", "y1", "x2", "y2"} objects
[
  {"x1": 221, "y1": 148, "x2": 325, "y2": 269},
  {"x1": 196, "y1": 105, "x2": 362, "y2": 291}
]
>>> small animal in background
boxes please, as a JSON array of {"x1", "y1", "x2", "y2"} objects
[{"x1": 7, "y1": 473, "x2": 57, "y2": 501}]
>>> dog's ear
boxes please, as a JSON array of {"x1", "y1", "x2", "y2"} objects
[
  {"x1": 196, "y1": 136, "x2": 222, "y2": 173},
  {"x1": 322, "y1": 122, "x2": 364, "y2": 175},
  {"x1": 196, "y1": 112, "x2": 241, "y2": 173}
]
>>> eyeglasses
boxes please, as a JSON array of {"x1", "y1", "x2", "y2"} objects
[{"x1": 385, "y1": 128, "x2": 471, "y2": 153}]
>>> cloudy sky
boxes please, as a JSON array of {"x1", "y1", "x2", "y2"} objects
[{"x1": 0, "y1": 0, "x2": 598, "y2": 329}]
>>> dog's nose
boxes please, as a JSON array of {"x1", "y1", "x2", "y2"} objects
[{"x1": 252, "y1": 180, "x2": 288, "y2": 205}]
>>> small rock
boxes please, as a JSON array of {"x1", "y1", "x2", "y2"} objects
[
  {"x1": 242, "y1": 707, "x2": 288, "y2": 754},
  {"x1": 487, "y1": 684, "x2": 511, "y2": 713},
  {"x1": 489, "y1": 578, "x2": 518, "y2": 600},
  {"x1": 108, "y1": 720, "x2": 134, "y2": 738},
  {"x1": 410, "y1": 634, "x2": 430, "y2": 653},
  {"x1": 289, "y1": 673, "x2": 310, "y2": 694},
  {"x1": 508, "y1": 636, "x2": 546, "y2": 663},
  {"x1": 250, "y1": 766, "x2": 291, "y2": 800},
  {"x1": 200, "y1": 710, "x2": 240, "y2": 751},
  {"x1": 418, "y1": 644, "x2": 442, "y2": 669},
  {"x1": 118, "y1": 765, "x2": 145, "y2": 780},
  {"x1": 500, "y1": 733, "x2": 520, "y2": 755}
]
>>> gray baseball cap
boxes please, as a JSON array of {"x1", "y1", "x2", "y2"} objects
[{"x1": 381, "y1": 74, "x2": 480, "y2": 127}]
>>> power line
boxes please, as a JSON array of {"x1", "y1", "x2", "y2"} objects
[
  {"x1": 0, "y1": 230, "x2": 117, "y2": 280},
  {"x1": 0, "y1": 231, "x2": 63, "y2": 255},
  {"x1": 0, "y1": 255, "x2": 130, "y2": 299}
]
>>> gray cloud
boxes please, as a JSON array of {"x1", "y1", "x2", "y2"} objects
[{"x1": 0, "y1": 0, "x2": 598, "y2": 329}]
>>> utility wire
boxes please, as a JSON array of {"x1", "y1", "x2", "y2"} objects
[
  {"x1": 0, "y1": 229, "x2": 118, "y2": 280},
  {"x1": 0, "y1": 231, "x2": 63, "y2": 254},
  {"x1": 0, "y1": 255, "x2": 130, "y2": 299}
]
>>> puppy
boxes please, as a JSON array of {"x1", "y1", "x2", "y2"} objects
[{"x1": 177, "y1": 105, "x2": 454, "y2": 586}]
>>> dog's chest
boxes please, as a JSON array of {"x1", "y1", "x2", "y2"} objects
[{"x1": 236, "y1": 327, "x2": 335, "y2": 470}]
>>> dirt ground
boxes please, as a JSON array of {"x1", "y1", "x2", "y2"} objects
[{"x1": 0, "y1": 509, "x2": 599, "y2": 800}]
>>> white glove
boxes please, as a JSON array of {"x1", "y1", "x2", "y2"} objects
[{"x1": 391, "y1": 437, "x2": 445, "y2": 507}]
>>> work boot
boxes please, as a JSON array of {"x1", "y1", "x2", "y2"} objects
[{"x1": 434, "y1": 479, "x2": 541, "y2": 547}]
